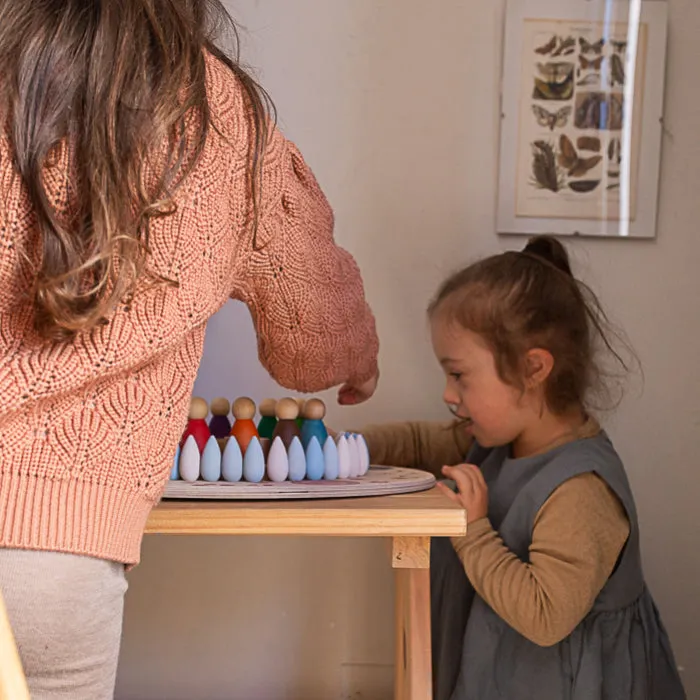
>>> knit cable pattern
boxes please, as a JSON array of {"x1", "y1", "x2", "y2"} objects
[{"x1": 0, "y1": 53, "x2": 378, "y2": 564}]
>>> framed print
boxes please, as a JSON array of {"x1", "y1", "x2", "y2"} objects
[{"x1": 496, "y1": 0, "x2": 668, "y2": 238}]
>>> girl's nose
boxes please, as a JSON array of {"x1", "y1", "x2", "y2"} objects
[{"x1": 443, "y1": 383, "x2": 459, "y2": 407}]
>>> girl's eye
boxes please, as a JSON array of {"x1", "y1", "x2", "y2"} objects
[{"x1": 449, "y1": 372, "x2": 462, "y2": 380}]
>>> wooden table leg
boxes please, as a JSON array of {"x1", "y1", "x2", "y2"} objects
[{"x1": 393, "y1": 536, "x2": 432, "y2": 700}]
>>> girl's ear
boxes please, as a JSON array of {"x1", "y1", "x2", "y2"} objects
[{"x1": 523, "y1": 348, "x2": 554, "y2": 389}]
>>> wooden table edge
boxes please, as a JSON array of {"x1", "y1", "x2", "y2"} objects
[{"x1": 145, "y1": 488, "x2": 467, "y2": 538}]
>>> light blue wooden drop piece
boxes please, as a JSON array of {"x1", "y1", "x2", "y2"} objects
[
  {"x1": 288, "y1": 437, "x2": 307, "y2": 482},
  {"x1": 267, "y1": 436, "x2": 289, "y2": 482},
  {"x1": 305, "y1": 437, "x2": 325, "y2": 481},
  {"x1": 201, "y1": 436, "x2": 222, "y2": 482},
  {"x1": 323, "y1": 436, "x2": 339, "y2": 480},
  {"x1": 243, "y1": 437, "x2": 265, "y2": 483},
  {"x1": 179, "y1": 435, "x2": 200, "y2": 482},
  {"x1": 170, "y1": 444, "x2": 181, "y2": 480},
  {"x1": 221, "y1": 437, "x2": 243, "y2": 482}
]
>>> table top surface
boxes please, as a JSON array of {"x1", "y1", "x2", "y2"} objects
[{"x1": 146, "y1": 486, "x2": 467, "y2": 537}]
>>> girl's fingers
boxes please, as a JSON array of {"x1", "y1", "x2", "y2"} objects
[
  {"x1": 436, "y1": 481, "x2": 461, "y2": 504},
  {"x1": 468, "y1": 464, "x2": 487, "y2": 490},
  {"x1": 443, "y1": 465, "x2": 476, "y2": 498}
]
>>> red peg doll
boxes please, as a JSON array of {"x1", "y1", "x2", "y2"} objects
[{"x1": 180, "y1": 397, "x2": 211, "y2": 454}]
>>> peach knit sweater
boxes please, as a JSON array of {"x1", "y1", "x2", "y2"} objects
[{"x1": 0, "y1": 53, "x2": 379, "y2": 565}]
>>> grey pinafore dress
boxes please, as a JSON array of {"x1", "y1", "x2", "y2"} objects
[{"x1": 431, "y1": 432, "x2": 686, "y2": 700}]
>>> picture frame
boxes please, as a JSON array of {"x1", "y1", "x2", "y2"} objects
[{"x1": 496, "y1": 0, "x2": 668, "y2": 238}]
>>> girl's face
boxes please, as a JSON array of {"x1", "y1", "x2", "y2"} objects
[{"x1": 430, "y1": 317, "x2": 533, "y2": 448}]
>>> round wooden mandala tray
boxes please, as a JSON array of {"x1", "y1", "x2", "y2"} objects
[{"x1": 162, "y1": 466, "x2": 435, "y2": 501}]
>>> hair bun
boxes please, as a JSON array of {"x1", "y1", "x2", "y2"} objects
[{"x1": 523, "y1": 235, "x2": 572, "y2": 276}]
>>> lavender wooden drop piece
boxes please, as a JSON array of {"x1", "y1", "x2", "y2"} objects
[{"x1": 179, "y1": 435, "x2": 201, "y2": 482}]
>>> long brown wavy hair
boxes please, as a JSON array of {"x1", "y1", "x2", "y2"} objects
[{"x1": 0, "y1": 0, "x2": 273, "y2": 339}]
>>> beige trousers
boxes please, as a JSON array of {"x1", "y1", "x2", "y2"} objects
[{"x1": 0, "y1": 549, "x2": 127, "y2": 700}]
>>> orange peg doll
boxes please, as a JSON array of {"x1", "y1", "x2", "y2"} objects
[{"x1": 230, "y1": 397, "x2": 259, "y2": 455}]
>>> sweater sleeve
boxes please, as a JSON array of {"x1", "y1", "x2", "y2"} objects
[
  {"x1": 230, "y1": 126, "x2": 379, "y2": 392},
  {"x1": 451, "y1": 473, "x2": 630, "y2": 647},
  {"x1": 359, "y1": 421, "x2": 473, "y2": 477}
]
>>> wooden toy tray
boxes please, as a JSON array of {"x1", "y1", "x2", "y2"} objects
[{"x1": 162, "y1": 466, "x2": 435, "y2": 501}]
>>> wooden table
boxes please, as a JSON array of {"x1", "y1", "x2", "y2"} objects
[{"x1": 145, "y1": 487, "x2": 467, "y2": 700}]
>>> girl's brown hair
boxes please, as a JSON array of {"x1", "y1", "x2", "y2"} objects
[
  {"x1": 0, "y1": 0, "x2": 273, "y2": 339},
  {"x1": 428, "y1": 236, "x2": 635, "y2": 415}
]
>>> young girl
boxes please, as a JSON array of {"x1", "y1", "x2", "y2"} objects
[
  {"x1": 361, "y1": 236, "x2": 685, "y2": 699},
  {"x1": 0, "y1": 1, "x2": 378, "y2": 697}
]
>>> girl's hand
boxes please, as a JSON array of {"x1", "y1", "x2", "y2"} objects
[
  {"x1": 438, "y1": 464, "x2": 489, "y2": 523},
  {"x1": 337, "y1": 372, "x2": 379, "y2": 406}
]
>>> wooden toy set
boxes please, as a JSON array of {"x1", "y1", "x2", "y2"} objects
[{"x1": 163, "y1": 396, "x2": 436, "y2": 501}]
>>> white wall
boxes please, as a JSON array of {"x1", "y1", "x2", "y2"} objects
[{"x1": 116, "y1": 1, "x2": 699, "y2": 698}]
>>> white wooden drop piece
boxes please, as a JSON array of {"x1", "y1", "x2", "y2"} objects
[
  {"x1": 347, "y1": 434, "x2": 361, "y2": 477},
  {"x1": 336, "y1": 435, "x2": 351, "y2": 479},
  {"x1": 267, "y1": 436, "x2": 290, "y2": 482},
  {"x1": 323, "y1": 437, "x2": 339, "y2": 480},
  {"x1": 356, "y1": 434, "x2": 371, "y2": 475},
  {"x1": 179, "y1": 435, "x2": 200, "y2": 482}
]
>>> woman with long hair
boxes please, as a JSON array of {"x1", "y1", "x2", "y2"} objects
[{"x1": 0, "y1": 2, "x2": 379, "y2": 696}]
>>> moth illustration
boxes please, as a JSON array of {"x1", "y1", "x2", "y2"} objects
[
  {"x1": 608, "y1": 137, "x2": 622, "y2": 165},
  {"x1": 577, "y1": 136, "x2": 601, "y2": 152},
  {"x1": 533, "y1": 77, "x2": 574, "y2": 101},
  {"x1": 569, "y1": 180, "x2": 601, "y2": 193},
  {"x1": 536, "y1": 62, "x2": 575, "y2": 82},
  {"x1": 579, "y1": 54, "x2": 605, "y2": 71},
  {"x1": 552, "y1": 36, "x2": 576, "y2": 57},
  {"x1": 610, "y1": 53, "x2": 625, "y2": 87},
  {"x1": 535, "y1": 35, "x2": 557, "y2": 55},
  {"x1": 575, "y1": 93, "x2": 624, "y2": 130},
  {"x1": 530, "y1": 140, "x2": 565, "y2": 192},
  {"x1": 558, "y1": 134, "x2": 603, "y2": 177},
  {"x1": 532, "y1": 104, "x2": 572, "y2": 131},
  {"x1": 611, "y1": 40, "x2": 628, "y2": 53},
  {"x1": 533, "y1": 63, "x2": 575, "y2": 101},
  {"x1": 579, "y1": 37, "x2": 605, "y2": 54},
  {"x1": 576, "y1": 73, "x2": 601, "y2": 87}
]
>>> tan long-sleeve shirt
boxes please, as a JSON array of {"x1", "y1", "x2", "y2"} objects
[{"x1": 360, "y1": 420, "x2": 630, "y2": 646}]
